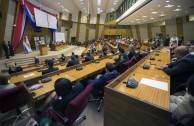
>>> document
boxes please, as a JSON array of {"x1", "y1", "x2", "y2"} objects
[
  {"x1": 23, "y1": 73, "x2": 35, "y2": 78},
  {"x1": 140, "y1": 78, "x2": 168, "y2": 91}
]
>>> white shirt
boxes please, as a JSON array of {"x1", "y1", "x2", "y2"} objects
[{"x1": 170, "y1": 37, "x2": 179, "y2": 45}]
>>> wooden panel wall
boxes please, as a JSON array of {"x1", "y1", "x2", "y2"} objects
[
  {"x1": 129, "y1": 25, "x2": 133, "y2": 37},
  {"x1": 58, "y1": 12, "x2": 63, "y2": 32},
  {"x1": 147, "y1": 24, "x2": 152, "y2": 39},
  {"x1": 135, "y1": 25, "x2": 141, "y2": 40},
  {"x1": 176, "y1": 17, "x2": 184, "y2": 44},
  {"x1": 66, "y1": 13, "x2": 72, "y2": 42},
  {"x1": 76, "y1": 11, "x2": 82, "y2": 42},
  {"x1": 160, "y1": 25, "x2": 166, "y2": 40},
  {"x1": 0, "y1": 0, "x2": 9, "y2": 56},
  {"x1": 95, "y1": 14, "x2": 100, "y2": 39},
  {"x1": 16, "y1": 21, "x2": 52, "y2": 53},
  {"x1": 85, "y1": 14, "x2": 90, "y2": 41}
]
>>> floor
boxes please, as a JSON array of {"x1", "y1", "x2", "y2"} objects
[{"x1": 0, "y1": 101, "x2": 104, "y2": 126}]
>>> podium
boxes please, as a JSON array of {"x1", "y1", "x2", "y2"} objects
[
  {"x1": 50, "y1": 43, "x2": 67, "y2": 51},
  {"x1": 39, "y1": 44, "x2": 48, "y2": 55}
]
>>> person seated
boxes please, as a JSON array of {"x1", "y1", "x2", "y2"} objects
[
  {"x1": 128, "y1": 46, "x2": 137, "y2": 59},
  {"x1": 61, "y1": 54, "x2": 67, "y2": 62},
  {"x1": 42, "y1": 60, "x2": 59, "y2": 75},
  {"x1": 0, "y1": 74, "x2": 16, "y2": 93},
  {"x1": 45, "y1": 59, "x2": 49, "y2": 66},
  {"x1": 157, "y1": 46, "x2": 194, "y2": 94},
  {"x1": 99, "y1": 51, "x2": 107, "y2": 58},
  {"x1": 102, "y1": 45, "x2": 108, "y2": 53},
  {"x1": 170, "y1": 41, "x2": 178, "y2": 53},
  {"x1": 8, "y1": 62, "x2": 23, "y2": 74},
  {"x1": 53, "y1": 78, "x2": 84, "y2": 113},
  {"x1": 35, "y1": 58, "x2": 40, "y2": 66},
  {"x1": 66, "y1": 56, "x2": 79, "y2": 67},
  {"x1": 170, "y1": 74, "x2": 194, "y2": 126},
  {"x1": 118, "y1": 45, "x2": 124, "y2": 53},
  {"x1": 85, "y1": 63, "x2": 119, "y2": 97},
  {"x1": 85, "y1": 52, "x2": 94, "y2": 61},
  {"x1": 110, "y1": 50, "x2": 115, "y2": 54},
  {"x1": 112, "y1": 53, "x2": 129, "y2": 71}
]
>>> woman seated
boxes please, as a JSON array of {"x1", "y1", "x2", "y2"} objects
[{"x1": 0, "y1": 74, "x2": 16, "y2": 93}]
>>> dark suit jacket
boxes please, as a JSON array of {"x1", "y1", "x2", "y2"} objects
[
  {"x1": 42, "y1": 67, "x2": 59, "y2": 75},
  {"x1": 163, "y1": 54, "x2": 194, "y2": 90},
  {"x1": 66, "y1": 59, "x2": 80, "y2": 67},
  {"x1": 53, "y1": 82, "x2": 84, "y2": 113}
]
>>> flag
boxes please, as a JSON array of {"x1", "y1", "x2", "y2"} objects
[{"x1": 23, "y1": 36, "x2": 32, "y2": 53}]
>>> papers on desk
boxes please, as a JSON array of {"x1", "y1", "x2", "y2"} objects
[
  {"x1": 23, "y1": 73, "x2": 35, "y2": 78},
  {"x1": 140, "y1": 78, "x2": 168, "y2": 91}
]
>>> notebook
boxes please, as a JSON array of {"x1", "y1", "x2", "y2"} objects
[{"x1": 26, "y1": 80, "x2": 43, "y2": 91}]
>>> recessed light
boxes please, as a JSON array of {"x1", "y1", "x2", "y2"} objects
[
  {"x1": 165, "y1": 5, "x2": 174, "y2": 8},
  {"x1": 178, "y1": 5, "x2": 181, "y2": 7},
  {"x1": 166, "y1": 1, "x2": 169, "y2": 2},
  {"x1": 160, "y1": 14, "x2": 166, "y2": 17},
  {"x1": 136, "y1": 19, "x2": 140, "y2": 20},
  {"x1": 150, "y1": 9, "x2": 153, "y2": 10},
  {"x1": 142, "y1": 16, "x2": 147, "y2": 18},
  {"x1": 161, "y1": 12, "x2": 163, "y2": 13},
  {"x1": 158, "y1": 5, "x2": 160, "y2": 7},
  {"x1": 81, "y1": 2, "x2": 84, "y2": 5},
  {"x1": 174, "y1": 9, "x2": 182, "y2": 11},
  {"x1": 152, "y1": 12, "x2": 158, "y2": 14},
  {"x1": 58, "y1": 2, "x2": 60, "y2": 4},
  {"x1": 150, "y1": 18, "x2": 155, "y2": 19}
]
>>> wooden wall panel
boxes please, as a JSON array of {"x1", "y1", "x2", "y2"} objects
[
  {"x1": 147, "y1": 24, "x2": 152, "y2": 39},
  {"x1": 160, "y1": 25, "x2": 166, "y2": 40},
  {"x1": 76, "y1": 11, "x2": 81, "y2": 42},
  {"x1": 66, "y1": 13, "x2": 72, "y2": 42},
  {"x1": 95, "y1": 14, "x2": 100, "y2": 39},
  {"x1": 0, "y1": 0, "x2": 9, "y2": 56},
  {"x1": 135, "y1": 25, "x2": 141, "y2": 40},
  {"x1": 58, "y1": 12, "x2": 63, "y2": 32},
  {"x1": 176, "y1": 17, "x2": 184, "y2": 44},
  {"x1": 85, "y1": 14, "x2": 90, "y2": 41},
  {"x1": 129, "y1": 25, "x2": 133, "y2": 37},
  {"x1": 16, "y1": 21, "x2": 52, "y2": 53}
]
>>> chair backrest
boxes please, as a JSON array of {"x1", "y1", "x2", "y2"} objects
[
  {"x1": 119, "y1": 60, "x2": 133, "y2": 73},
  {"x1": 130, "y1": 56, "x2": 137, "y2": 65},
  {"x1": 47, "y1": 84, "x2": 93, "y2": 126},
  {"x1": 0, "y1": 85, "x2": 32, "y2": 113}
]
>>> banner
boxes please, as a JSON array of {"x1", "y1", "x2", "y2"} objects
[{"x1": 23, "y1": 36, "x2": 32, "y2": 53}]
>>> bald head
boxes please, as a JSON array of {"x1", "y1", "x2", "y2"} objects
[{"x1": 174, "y1": 46, "x2": 189, "y2": 59}]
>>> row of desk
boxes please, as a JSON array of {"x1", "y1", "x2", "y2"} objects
[{"x1": 104, "y1": 47, "x2": 171, "y2": 126}]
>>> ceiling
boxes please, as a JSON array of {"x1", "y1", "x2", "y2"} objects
[
  {"x1": 118, "y1": 0, "x2": 194, "y2": 25},
  {"x1": 38, "y1": 0, "x2": 123, "y2": 16}
]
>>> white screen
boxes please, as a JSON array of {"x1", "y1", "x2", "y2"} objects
[
  {"x1": 55, "y1": 32, "x2": 65, "y2": 42},
  {"x1": 34, "y1": 8, "x2": 48, "y2": 28},
  {"x1": 48, "y1": 14, "x2": 57, "y2": 29}
]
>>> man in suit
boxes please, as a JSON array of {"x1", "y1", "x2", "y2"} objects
[
  {"x1": 86, "y1": 62, "x2": 119, "y2": 97},
  {"x1": 163, "y1": 34, "x2": 170, "y2": 46},
  {"x1": 2, "y1": 41, "x2": 9, "y2": 59},
  {"x1": 157, "y1": 46, "x2": 194, "y2": 94},
  {"x1": 42, "y1": 60, "x2": 59, "y2": 75},
  {"x1": 66, "y1": 56, "x2": 79, "y2": 67},
  {"x1": 83, "y1": 52, "x2": 94, "y2": 63},
  {"x1": 8, "y1": 41, "x2": 14, "y2": 56}
]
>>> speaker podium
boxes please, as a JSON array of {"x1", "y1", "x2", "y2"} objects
[{"x1": 39, "y1": 44, "x2": 48, "y2": 55}]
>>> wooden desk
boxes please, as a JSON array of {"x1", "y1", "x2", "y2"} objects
[
  {"x1": 50, "y1": 43, "x2": 67, "y2": 51},
  {"x1": 106, "y1": 42, "x2": 117, "y2": 52},
  {"x1": 117, "y1": 41, "x2": 130, "y2": 52},
  {"x1": 104, "y1": 47, "x2": 171, "y2": 126},
  {"x1": 39, "y1": 44, "x2": 48, "y2": 55}
]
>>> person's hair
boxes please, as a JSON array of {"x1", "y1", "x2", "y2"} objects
[
  {"x1": 54, "y1": 78, "x2": 73, "y2": 97},
  {"x1": 47, "y1": 60, "x2": 54, "y2": 67},
  {"x1": 45, "y1": 59, "x2": 48, "y2": 65},
  {"x1": 0, "y1": 74, "x2": 10, "y2": 85},
  {"x1": 9, "y1": 62, "x2": 16, "y2": 71},
  {"x1": 81, "y1": 54, "x2": 84, "y2": 58},
  {"x1": 61, "y1": 54, "x2": 64, "y2": 57},
  {"x1": 188, "y1": 74, "x2": 194, "y2": 97},
  {"x1": 129, "y1": 46, "x2": 136, "y2": 54},
  {"x1": 174, "y1": 46, "x2": 189, "y2": 57},
  {"x1": 72, "y1": 52, "x2": 75, "y2": 55},
  {"x1": 75, "y1": 55, "x2": 79, "y2": 59},
  {"x1": 106, "y1": 62, "x2": 114, "y2": 72},
  {"x1": 87, "y1": 52, "x2": 90, "y2": 55}
]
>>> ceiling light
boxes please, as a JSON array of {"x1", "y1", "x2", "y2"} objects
[
  {"x1": 150, "y1": 9, "x2": 153, "y2": 10},
  {"x1": 166, "y1": 1, "x2": 169, "y2": 2},
  {"x1": 177, "y1": 5, "x2": 181, "y2": 7},
  {"x1": 152, "y1": 11, "x2": 158, "y2": 14},
  {"x1": 159, "y1": 14, "x2": 166, "y2": 17},
  {"x1": 165, "y1": 5, "x2": 174, "y2": 8},
  {"x1": 158, "y1": 5, "x2": 160, "y2": 7},
  {"x1": 142, "y1": 16, "x2": 147, "y2": 18},
  {"x1": 98, "y1": 0, "x2": 101, "y2": 6},
  {"x1": 58, "y1": 2, "x2": 60, "y2": 4},
  {"x1": 174, "y1": 9, "x2": 182, "y2": 11},
  {"x1": 161, "y1": 12, "x2": 163, "y2": 13},
  {"x1": 150, "y1": 18, "x2": 155, "y2": 19},
  {"x1": 136, "y1": 19, "x2": 140, "y2": 20},
  {"x1": 81, "y1": 2, "x2": 84, "y2": 5},
  {"x1": 80, "y1": 0, "x2": 83, "y2": 1}
]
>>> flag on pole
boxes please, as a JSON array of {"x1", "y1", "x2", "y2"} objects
[{"x1": 23, "y1": 36, "x2": 32, "y2": 53}]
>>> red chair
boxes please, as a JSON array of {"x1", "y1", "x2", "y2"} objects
[
  {"x1": 130, "y1": 56, "x2": 137, "y2": 65},
  {"x1": 47, "y1": 84, "x2": 93, "y2": 126},
  {"x1": 0, "y1": 85, "x2": 33, "y2": 125},
  {"x1": 119, "y1": 60, "x2": 133, "y2": 74}
]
